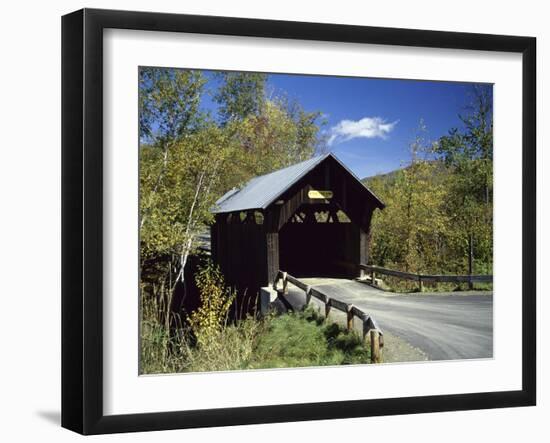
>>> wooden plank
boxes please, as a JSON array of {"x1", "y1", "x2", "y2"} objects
[
  {"x1": 360, "y1": 264, "x2": 418, "y2": 281},
  {"x1": 367, "y1": 315, "x2": 382, "y2": 334},
  {"x1": 419, "y1": 274, "x2": 493, "y2": 283},
  {"x1": 470, "y1": 275, "x2": 493, "y2": 283},
  {"x1": 328, "y1": 297, "x2": 350, "y2": 313},
  {"x1": 360, "y1": 264, "x2": 492, "y2": 284},
  {"x1": 309, "y1": 287, "x2": 326, "y2": 302},
  {"x1": 286, "y1": 274, "x2": 309, "y2": 291},
  {"x1": 351, "y1": 305, "x2": 368, "y2": 321},
  {"x1": 419, "y1": 275, "x2": 458, "y2": 283}
]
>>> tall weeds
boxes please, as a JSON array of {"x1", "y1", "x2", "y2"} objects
[
  {"x1": 140, "y1": 260, "x2": 263, "y2": 374},
  {"x1": 140, "y1": 261, "x2": 372, "y2": 374}
]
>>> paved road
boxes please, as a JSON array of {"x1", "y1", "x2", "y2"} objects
[{"x1": 283, "y1": 278, "x2": 493, "y2": 361}]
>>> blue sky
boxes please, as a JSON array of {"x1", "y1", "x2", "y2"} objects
[
  {"x1": 198, "y1": 71, "x2": 491, "y2": 178},
  {"x1": 269, "y1": 75, "x2": 486, "y2": 178}
]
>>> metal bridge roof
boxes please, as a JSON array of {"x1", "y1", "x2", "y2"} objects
[{"x1": 212, "y1": 152, "x2": 383, "y2": 214}]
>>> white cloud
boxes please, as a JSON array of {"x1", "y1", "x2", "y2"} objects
[{"x1": 328, "y1": 117, "x2": 398, "y2": 146}]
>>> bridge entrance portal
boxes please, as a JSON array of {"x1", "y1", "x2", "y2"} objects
[{"x1": 279, "y1": 204, "x2": 361, "y2": 278}]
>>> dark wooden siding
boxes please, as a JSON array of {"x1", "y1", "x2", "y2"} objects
[{"x1": 210, "y1": 221, "x2": 268, "y2": 296}]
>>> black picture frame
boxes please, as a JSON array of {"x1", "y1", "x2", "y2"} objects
[{"x1": 61, "y1": 8, "x2": 536, "y2": 435}]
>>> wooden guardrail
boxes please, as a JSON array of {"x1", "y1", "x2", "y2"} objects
[
  {"x1": 359, "y1": 264, "x2": 492, "y2": 291},
  {"x1": 273, "y1": 271, "x2": 383, "y2": 363}
]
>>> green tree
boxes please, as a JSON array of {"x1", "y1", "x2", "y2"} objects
[
  {"x1": 212, "y1": 98, "x2": 325, "y2": 195},
  {"x1": 140, "y1": 124, "x2": 238, "y2": 327},
  {"x1": 139, "y1": 67, "x2": 327, "y2": 327},
  {"x1": 214, "y1": 72, "x2": 267, "y2": 125},
  {"x1": 436, "y1": 85, "x2": 493, "y2": 274},
  {"x1": 369, "y1": 122, "x2": 449, "y2": 274},
  {"x1": 139, "y1": 67, "x2": 207, "y2": 143},
  {"x1": 139, "y1": 68, "x2": 208, "y2": 230},
  {"x1": 368, "y1": 86, "x2": 494, "y2": 280}
]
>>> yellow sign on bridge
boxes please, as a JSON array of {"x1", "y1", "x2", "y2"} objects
[{"x1": 308, "y1": 189, "x2": 333, "y2": 199}]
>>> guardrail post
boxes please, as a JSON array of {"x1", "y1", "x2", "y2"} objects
[
  {"x1": 418, "y1": 276, "x2": 423, "y2": 292},
  {"x1": 324, "y1": 299, "x2": 331, "y2": 320},
  {"x1": 346, "y1": 306, "x2": 354, "y2": 332},
  {"x1": 362, "y1": 318, "x2": 370, "y2": 343},
  {"x1": 371, "y1": 269, "x2": 375, "y2": 285},
  {"x1": 273, "y1": 271, "x2": 294, "y2": 312},
  {"x1": 370, "y1": 329, "x2": 381, "y2": 363},
  {"x1": 304, "y1": 286, "x2": 312, "y2": 308},
  {"x1": 272, "y1": 270, "x2": 282, "y2": 291}
]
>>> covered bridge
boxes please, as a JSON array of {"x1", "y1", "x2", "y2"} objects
[{"x1": 210, "y1": 152, "x2": 385, "y2": 298}]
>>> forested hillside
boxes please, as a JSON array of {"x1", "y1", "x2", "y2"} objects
[{"x1": 364, "y1": 87, "x2": 493, "y2": 278}]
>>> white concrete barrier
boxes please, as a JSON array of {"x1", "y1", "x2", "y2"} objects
[{"x1": 260, "y1": 287, "x2": 278, "y2": 316}]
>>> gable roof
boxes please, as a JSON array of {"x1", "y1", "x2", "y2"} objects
[{"x1": 212, "y1": 152, "x2": 384, "y2": 214}]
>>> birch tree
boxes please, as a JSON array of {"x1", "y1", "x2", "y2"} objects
[
  {"x1": 139, "y1": 67, "x2": 325, "y2": 325},
  {"x1": 140, "y1": 126, "x2": 236, "y2": 326}
]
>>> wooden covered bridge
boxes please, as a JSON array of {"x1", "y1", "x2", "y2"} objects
[{"x1": 210, "y1": 153, "x2": 385, "y2": 298}]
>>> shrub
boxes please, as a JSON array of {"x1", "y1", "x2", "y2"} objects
[{"x1": 187, "y1": 262, "x2": 235, "y2": 348}]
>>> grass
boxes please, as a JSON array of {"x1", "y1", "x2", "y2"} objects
[
  {"x1": 248, "y1": 308, "x2": 370, "y2": 369},
  {"x1": 140, "y1": 307, "x2": 371, "y2": 374}
]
